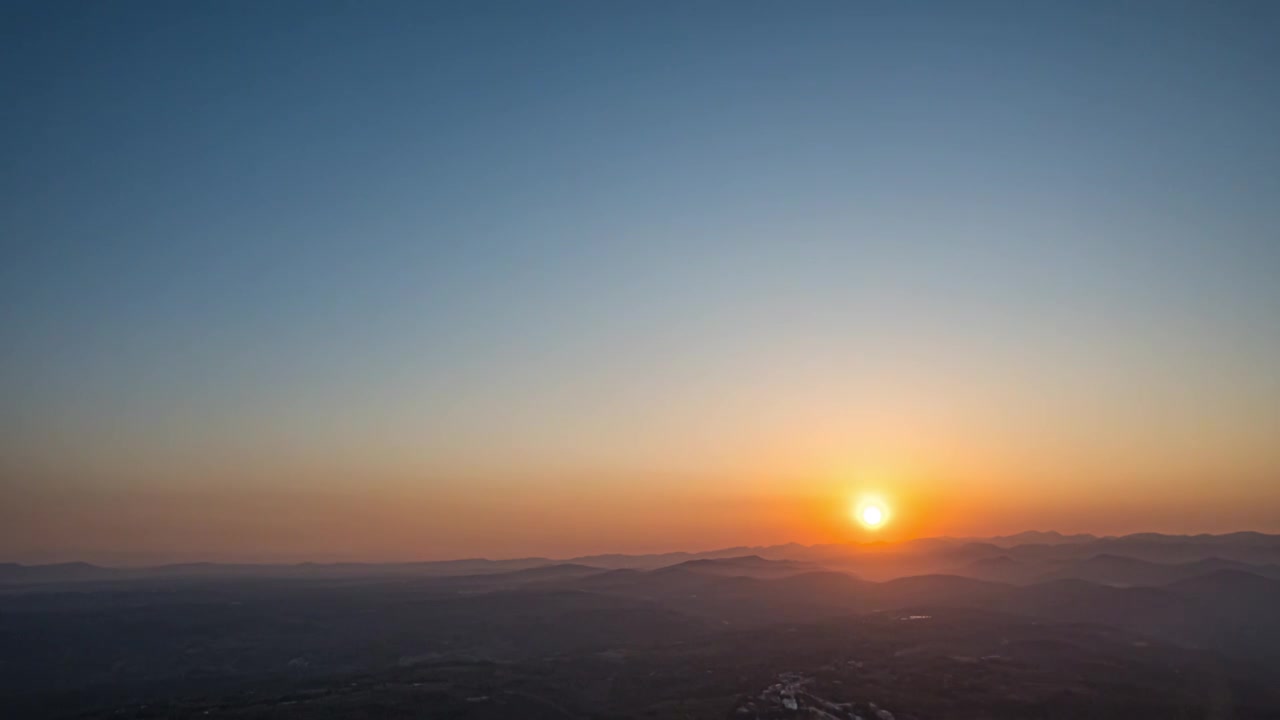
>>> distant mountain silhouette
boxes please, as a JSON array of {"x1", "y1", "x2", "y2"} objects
[
  {"x1": 979, "y1": 530, "x2": 1099, "y2": 547},
  {"x1": 7, "y1": 531, "x2": 1280, "y2": 587},
  {"x1": 0, "y1": 561, "x2": 113, "y2": 584},
  {"x1": 653, "y1": 555, "x2": 819, "y2": 578},
  {"x1": 1033, "y1": 554, "x2": 1273, "y2": 586},
  {"x1": 959, "y1": 555, "x2": 1035, "y2": 583}
]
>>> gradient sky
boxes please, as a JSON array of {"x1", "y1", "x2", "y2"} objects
[{"x1": 3, "y1": 1, "x2": 1279, "y2": 563}]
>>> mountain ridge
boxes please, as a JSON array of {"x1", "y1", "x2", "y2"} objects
[{"x1": 5, "y1": 531, "x2": 1280, "y2": 586}]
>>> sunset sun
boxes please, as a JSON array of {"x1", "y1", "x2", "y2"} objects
[
  {"x1": 861, "y1": 505, "x2": 884, "y2": 527},
  {"x1": 855, "y1": 500, "x2": 890, "y2": 530}
]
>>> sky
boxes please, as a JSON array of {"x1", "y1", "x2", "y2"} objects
[{"x1": 3, "y1": 1, "x2": 1279, "y2": 564}]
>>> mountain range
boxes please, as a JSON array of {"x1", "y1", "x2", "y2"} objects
[{"x1": 5, "y1": 531, "x2": 1280, "y2": 586}]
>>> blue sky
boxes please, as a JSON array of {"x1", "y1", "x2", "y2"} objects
[{"x1": 3, "y1": 1, "x2": 1279, "y2": 560}]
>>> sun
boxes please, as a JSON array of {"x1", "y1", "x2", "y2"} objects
[
  {"x1": 854, "y1": 498, "x2": 890, "y2": 530},
  {"x1": 861, "y1": 505, "x2": 884, "y2": 527}
]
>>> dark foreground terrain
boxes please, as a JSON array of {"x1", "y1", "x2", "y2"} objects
[{"x1": 4, "y1": 533, "x2": 1280, "y2": 719}]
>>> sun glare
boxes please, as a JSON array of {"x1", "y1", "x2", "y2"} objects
[
  {"x1": 861, "y1": 505, "x2": 884, "y2": 527},
  {"x1": 854, "y1": 498, "x2": 890, "y2": 530}
]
